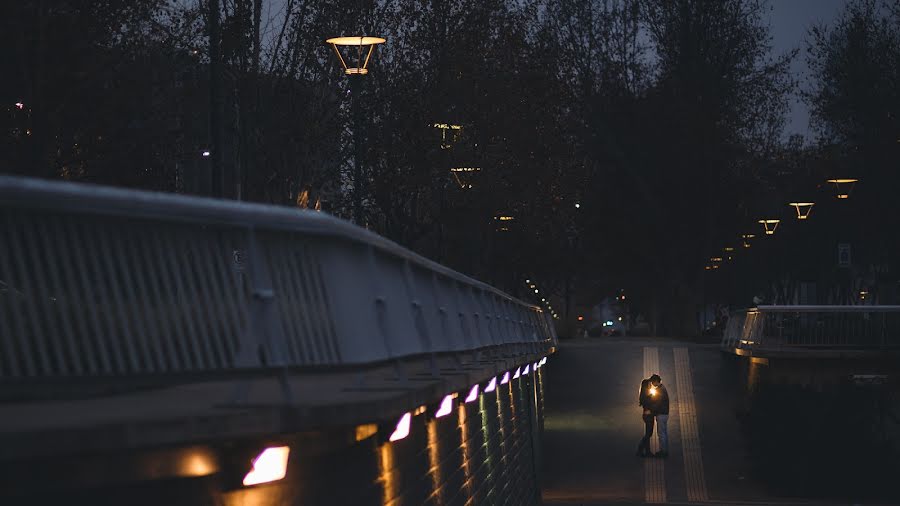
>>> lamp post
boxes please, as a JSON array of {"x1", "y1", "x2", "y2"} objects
[
  {"x1": 326, "y1": 36, "x2": 385, "y2": 224},
  {"x1": 826, "y1": 178, "x2": 858, "y2": 199},
  {"x1": 758, "y1": 219, "x2": 780, "y2": 236},
  {"x1": 789, "y1": 202, "x2": 815, "y2": 220}
]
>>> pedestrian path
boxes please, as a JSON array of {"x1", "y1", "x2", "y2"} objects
[
  {"x1": 643, "y1": 346, "x2": 666, "y2": 504},
  {"x1": 541, "y1": 338, "x2": 770, "y2": 505}
]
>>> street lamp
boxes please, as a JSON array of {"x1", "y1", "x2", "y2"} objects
[
  {"x1": 789, "y1": 202, "x2": 815, "y2": 220},
  {"x1": 326, "y1": 34, "x2": 385, "y2": 224},
  {"x1": 741, "y1": 234, "x2": 755, "y2": 248},
  {"x1": 826, "y1": 178, "x2": 858, "y2": 199},
  {"x1": 326, "y1": 36, "x2": 386, "y2": 75},
  {"x1": 433, "y1": 123, "x2": 463, "y2": 149},
  {"x1": 758, "y1": 219, "x2": 780, "y2": 235},
  {"x1": 449, "y1": 167, "x2": 480, "y2": 189}
]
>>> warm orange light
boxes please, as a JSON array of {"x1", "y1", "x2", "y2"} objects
[
  {"x1": 724, "y1": 246, "x2": 735, "y2": 252},
  {"x1": 326, "y1": 36, "x2": 385, "y2": 75},
  {"x1": 826, "y1": 178, "x2": 858, "y2": 199},
  {"x1": 496, "y1": 215, "x2": 514, "y2": 221},
  {"x1": 577, "y1": 315, "x2": 584, "y2": 321},
  {"x1": 789, "y1": 202, "x2": 815, "y2": 220},
  {"x1": 710, "y1": 257, "x2": 723, "y2": 263},
  {"x1": 355, "y1": 424, "x2": 378, "y2": 441},
  {"x1": 758, "y1": 219, "x2": 780, "y2": 235},
  {"x1": 242, "y1": 446, "x2": 290, "y2": 486}
]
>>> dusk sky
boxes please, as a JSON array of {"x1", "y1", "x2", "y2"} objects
[{"x1": 768, "y1": 0, "x2": 849, "y2": 139}]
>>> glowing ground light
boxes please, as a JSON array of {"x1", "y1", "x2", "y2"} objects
[
  {"x1": 242, "y1": 446, "x2": 290, "y2": 486},
  {"x1": 465, "y1": 384, "x2": 479, "y2": 403},
  {"x1": 389, "y1": 412, "x2": 412, "y2": 442},
  {"x1": 485, "y1": 377, "x2": 497, "y2": 392},
  {"x1": 435, "y1": 395, "x2": 454, "y2": 418},
  {"x1": 523, "y1": 364, "x2": 530, "y2": 375},
  {"x1": 540, "y1": 357, "x2": 547, "y2": 366},
  {"x1": 500, "y1": 371, "x2": 510, "y2": 385},
  {"x1": 513, "y1": 367, "x2": 521, "y2": 379}
]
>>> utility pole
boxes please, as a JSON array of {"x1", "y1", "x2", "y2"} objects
[{"x1": 208, "y1": 0, "x2": 226, "y2": 198}]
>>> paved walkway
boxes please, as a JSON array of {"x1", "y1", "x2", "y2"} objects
[{"x1": 539, "y1": 337, "x2": 869, "y2": 506}]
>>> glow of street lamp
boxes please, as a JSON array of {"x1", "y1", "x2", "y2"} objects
[
  {"x1": 789, "y1": 202, "x2": 815, "y2": 220},
  {"x1": 826, "y1": 178, "x2": 858, "y2": 199},
  {"x1": 758, "y1": 219, "x2": 780, "y2": 235},
  {"x1": 325, "y1": 36, "x2": 386, "y2": 75}
]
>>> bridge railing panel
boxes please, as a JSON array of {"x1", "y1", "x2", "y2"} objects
[
  {"x1": 722, "y1": 305, "x2": 900, "y2": 353},
  {"x1": 0, "y1": 176, "x2": 556, "y2": 380}
]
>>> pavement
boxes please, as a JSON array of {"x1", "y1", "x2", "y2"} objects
[{"x1": 539, "y1": 337, "x2": 886, "y2": 506}]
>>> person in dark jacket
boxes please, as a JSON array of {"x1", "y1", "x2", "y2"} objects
[
  {"x1": 637, "y1": 374, "x2": 670, "y2": 458},
  {"x1": 647, "y1": 374, "x2": 670, "y2": 457}
]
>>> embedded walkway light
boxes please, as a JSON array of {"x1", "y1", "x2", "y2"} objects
[
  {"x1": 242, "y1": 446, "x2": 290, "y2": 486},
  {"x1": 758, "y1": 219, "x2": 780, "y2": 235},
  {"x1": 325, "y1": 36, "x2": 385, "y2": 75},
  {"x1": 826, "y1": 178, "x2": 858, "y2": 199},
  {"x1": 789, "y1": 202, "x2": 815, "y2": 220}
]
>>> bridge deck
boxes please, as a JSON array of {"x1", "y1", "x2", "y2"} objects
[{"x1": 540, "y1": 337, "x2": 882, "y2": 506}]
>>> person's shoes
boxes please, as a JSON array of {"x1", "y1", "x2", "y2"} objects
[{"x1": 654, "y1": 451, "x2": 668, "y2": 458}]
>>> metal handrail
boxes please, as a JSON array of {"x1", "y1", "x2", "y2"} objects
[
  {"x1": 722, "y1": 306, "x2": 900, "y2": 353},
  {"x1": 751, "y1": 305, "x2": 900, "y2": 313},
  {"x1": 0, "y1": 176, "x2": 556, "y2": 379}
]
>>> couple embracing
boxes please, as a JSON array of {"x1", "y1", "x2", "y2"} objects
[{"x1": 636, "y1": 374, "x2": 669, "y2": 458}]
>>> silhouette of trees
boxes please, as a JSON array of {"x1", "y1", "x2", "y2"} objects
[{"x1": 18, "y1": 0, "x2": 893, "y2": 334}]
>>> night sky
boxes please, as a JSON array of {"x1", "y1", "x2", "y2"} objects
[{"x1": 768, "y1": 0, "x2": 849, "y2": 139}]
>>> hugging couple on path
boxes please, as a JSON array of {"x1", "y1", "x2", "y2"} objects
[{"x1": 636, "y1": 374, "x2": 669, "y2": 458}]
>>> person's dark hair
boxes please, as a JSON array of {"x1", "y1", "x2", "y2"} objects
[{"x1": 650, "y1": 374, "x2": 661, "y2": 383}]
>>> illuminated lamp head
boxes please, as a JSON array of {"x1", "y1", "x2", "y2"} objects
[
  {"x1": 758, "y1": 219, "x2": 780, "y2": 235},
  {"x1": 789, "y1": 202, "x2": 815, "y2": 220},
  {"x1": 826, "y1": 178, "x2": 858, "y2": 199},
  {"x1": 325, "y1": 36, "x2": 386, "y2": 75}
]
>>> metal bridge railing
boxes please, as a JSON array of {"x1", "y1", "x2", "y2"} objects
[
  {"x1": 722, "y1": 305, "x2": 900, "y2": 353},
  {"x1": 0, "y1": 176, "x2": 556, "y2": 380}
]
